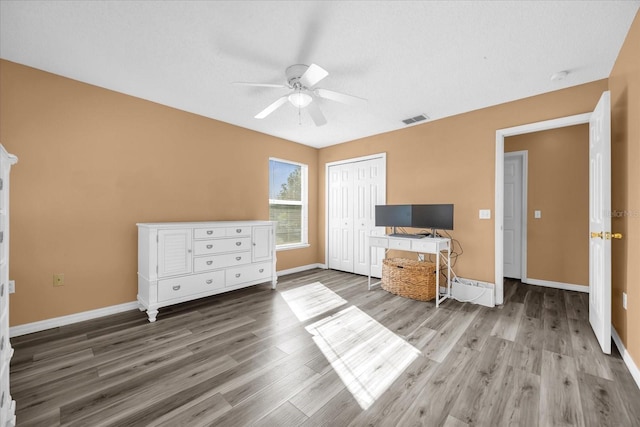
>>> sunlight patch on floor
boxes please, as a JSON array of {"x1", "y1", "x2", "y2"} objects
[
  {"x1": 280, "y1": 282, "x2": 348, "y2": 321},
  {"x1": 305, "y1": 305, "x2": 421, "y2": 410}
]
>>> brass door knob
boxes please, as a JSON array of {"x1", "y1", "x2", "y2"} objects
[{"x1": 606, "y1": 232, "x2": 623, "y2": 240}]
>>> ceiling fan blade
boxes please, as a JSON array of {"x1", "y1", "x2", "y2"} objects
[
  {"x1": 315, "y1": 88, "x2": 367, "y2": 106},
  {"x1": 233, "y1": 82, "x2": 287, "y2": 88},
  {"x1": 255, "y1": 96, "x2": 289, "y2": 119},
  {"x1": 300, "y1": 63, "x2": 328, "y2": 88},
  {"x1": 306, "y1": 100, "x2": 327, "y2": 126}
]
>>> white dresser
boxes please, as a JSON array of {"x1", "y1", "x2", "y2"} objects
[
  {"x1": 0, "y1": 145, "x2": 16, "y2": 427},
  {"x1": 137, "y1": 221, "x2": 277, "y2": 322}
]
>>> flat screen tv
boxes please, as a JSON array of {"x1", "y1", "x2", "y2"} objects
[{"x1": 375, "y1": 204, "x2": 454, "y2": 231}]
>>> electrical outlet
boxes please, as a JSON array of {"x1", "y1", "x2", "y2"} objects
[
  {"x1": 53, "y1": 273, "x2": 64, "y2": 287},
  {"x1": 8, "y1": 280, "x2": 15, "y2": 294},
  {"x1": 623, "y1": 292, "x2": 627, "y2": 310}
]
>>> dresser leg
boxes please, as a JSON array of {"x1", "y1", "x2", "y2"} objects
[{"x1": 146, "y1": 309, "x2": 158, "y2": 322}]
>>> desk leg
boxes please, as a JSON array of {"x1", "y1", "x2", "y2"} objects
[{"x1": 435, "y1": 253, "x2": 441, "y2": 307}]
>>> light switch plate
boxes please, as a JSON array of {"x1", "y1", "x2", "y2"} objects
[
  {"x1": 479, "y1": 209, "x2": 491, "y2": 219},
  {"x1": 534, "y1": 210, "x2": 542, "y2": 219},
  {"x1": 623, "y1": 292, "x2": 627, "y2": 310}
]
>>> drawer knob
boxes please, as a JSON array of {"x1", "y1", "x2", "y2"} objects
[
  {"x1": 207, "y1": 230, "x2": 213, "y2": 235},
  {"x1": 206, "y1": 261, "x2": 213, "y2": 265},
  {"x1": 0, "y1": 337, "x2": 4, "y2": 351},
  {"x1": 1, "y1": 391, "x2": 4, "y2": 408},
  {"x1": 207, "y1": 244, "x2": 213, "y2": 249},
  {"x1": 172, "y1": 285, "x2": 181, "y2": 291},
  {"x1": 259, "y1": 268, "x2": 264, "y2": 273},
  {"x1": 236, "y1": 242, "x2": 241, "y2": 246},
  {"x1": 236, "y1": 229, "x2": 241, "y2": 233},
  {"x1": 235, "y1": 273, "x2": 241, "y2": 278},
  {"x1": 206, "y1": 279, "x2": 213, "y2": 284},
  {"x1": 236, "y1": 256, "x2": 241, "y2": 261},
  {"x1": 0, "y1": 284, "x2": 3, "y2": 297}
]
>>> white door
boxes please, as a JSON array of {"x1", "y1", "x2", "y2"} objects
[
  {"x1": 327, "y1": 156, "x2": 386, "y2": 276},
  {"x1": 353, "y1": 158, "x2": 386, "y2": 276},
  {"x1": 589, "y1": 91, "x2": 612, "y2": 354},
  {"x1": 504, "y1": 152, "x2": 525, "y2": 279},
  {"x1": 328, "y1": 164, "x2": 354, "y2": 272}
]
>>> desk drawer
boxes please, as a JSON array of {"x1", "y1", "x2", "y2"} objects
[
  {"x1": 194, "y1": 251, "x2": 251, "y2": 272},
  {"x1": 411, "y1": 240, "x2": 438, "y2": 253},
  {"x1": 389, "y1": 238, "x2": 411, "y2": 251},
  {"x1": 369, "y1": 236, "x2": 389, "y2": 248}
]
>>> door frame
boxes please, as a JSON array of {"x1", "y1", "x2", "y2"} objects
[
  {"x1": 503, "y1": 150, "x2": 528, "y2": 282},
  {"x1": 495, "y1": 113, "x2": 591, "y2": 305},
  {"x1": 325, "y1": 152, "x2": 387, "y2": 271}
]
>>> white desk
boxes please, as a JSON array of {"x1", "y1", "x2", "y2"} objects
[{"x1": 368, "y1": 235, "x2": 452, "y2": 307}]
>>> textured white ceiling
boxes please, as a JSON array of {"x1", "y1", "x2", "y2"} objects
[{"x1": 1, "y1": 1, "x2": 638, "y2": 148}]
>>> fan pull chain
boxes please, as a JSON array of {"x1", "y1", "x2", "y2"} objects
[{"x1": 298, "y1": 106, "x2": 302, "y2": 125}]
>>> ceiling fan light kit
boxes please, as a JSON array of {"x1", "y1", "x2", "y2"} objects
[
  {"x1": 235, "y1": 63, "x2": 366, "y2": 126},
  {"x1": 288, "y1": 91, "x2": 312, "y2": 108}
]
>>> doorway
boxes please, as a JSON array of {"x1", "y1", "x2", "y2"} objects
[{"x1": 494, "y1": 113, "x2": 591, "y2": 305}]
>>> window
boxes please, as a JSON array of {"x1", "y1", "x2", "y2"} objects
[{"x1": 269, "y1": 158, "x2": 308, "y2": 249}]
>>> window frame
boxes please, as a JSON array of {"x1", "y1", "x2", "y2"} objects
[{"x1": 269, "y1": 157, "x2": 309, "y2": 251}]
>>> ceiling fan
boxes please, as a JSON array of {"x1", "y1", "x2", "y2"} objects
[{"x1": 233, "y1": 63, "x2": 366, "y2": 126}]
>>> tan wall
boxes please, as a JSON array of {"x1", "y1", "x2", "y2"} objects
[
  {"x1": 0, "y1": 60, "x2": 319, "y2": 326},
  {"x1": 609, "y1": 11, "x2": 640, "y2": 368},
  {"x1": 318, "y1": 81, "x2": 607, "y2": 284},
  {"x1": 505, "y1": 125, "x2": 589, "y2": 287}
]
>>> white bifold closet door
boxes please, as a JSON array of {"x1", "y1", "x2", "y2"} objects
[{"x1": 328, "y1": 156, "x2": 386, "y2": 277}]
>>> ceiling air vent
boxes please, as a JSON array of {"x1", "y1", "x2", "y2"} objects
[{"x1": 402, "y1": 114, "x2": 429, "y2": 125}]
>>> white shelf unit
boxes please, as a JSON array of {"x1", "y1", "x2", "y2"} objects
[{"x1": 0, "y1": 145, "x2": 16, "y2": 427}]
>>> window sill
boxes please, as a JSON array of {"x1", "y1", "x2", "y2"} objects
[{"x1": 276, "y1": 243, "x2": 310, "y2": 252}]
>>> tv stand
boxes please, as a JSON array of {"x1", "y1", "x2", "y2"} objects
[{"x1": 368, "y1": 234, "x2": 451, "y2": 307}]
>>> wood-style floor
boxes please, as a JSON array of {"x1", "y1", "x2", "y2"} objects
[{"x1": 10, "y1": 269, "x2": 640, "y2": 426}]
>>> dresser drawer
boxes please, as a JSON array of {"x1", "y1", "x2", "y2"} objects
[
  {"x1": 0, "y1": 281, "x2": 6, "y2": 313},
  {"x1": 193, "y1": 251, "x2": 251, "y2": 272},
  {"x1": 0, "y1": 363, "x2": 9, "y2": 417},
  {"x1": 157, "y1": 270, "x2": 225, "y2": 302},
  {"x1": 0, "y1": 313, "x2": 8, "y2": 368},
  {"x1": 225, "y1": 226, "x2": 251, "y2": 237},
  {"x1": 389, "y1": 238, "x2": 411, "y2": 251},
  {"x1": 226, "y1": 262, "x2": 272, "y2": 287},
  {"x1": 194, "y1": 227, "x2": 225, "y2": 239},
  {"x1": 193, "y1": 237, "x2": 251, "y2": 255}
]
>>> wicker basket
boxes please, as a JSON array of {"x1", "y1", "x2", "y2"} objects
[{"x1": 381, "y1": 258, "x2": 437, "y2": 301}]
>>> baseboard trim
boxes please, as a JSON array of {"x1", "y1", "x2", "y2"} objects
[
  {"x1": 524, "y1": 278, "x2": 588, "y2": 293},
  {"x1": 10, "y1": 301, "x2": 140, "y2": 338},
  {"x1": 611, "y1": 325, "x2": 640, "y2": 388},
  {"x1": 612, "y1": 327, "x2": 640, "y2": 390},
  {"x1": 10, "y1": 263, "x2": 326, "y2": 338},
  {"x1": 277, "y1": 263, "x2": 325, "y2": 276}
]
